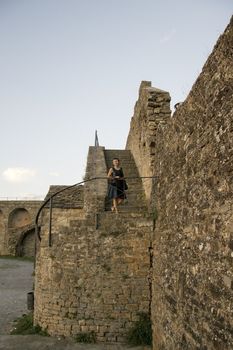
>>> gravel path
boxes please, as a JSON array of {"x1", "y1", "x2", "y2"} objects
[{"x1": 0, "y1": 258, "x2": 34, "y2": 334}]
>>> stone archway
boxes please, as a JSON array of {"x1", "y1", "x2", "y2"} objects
[
  {"x1": 16, "y1": 226, "x2": 35, "y2": 257},
  {"x1": 8, "y1": 208, "x2": 31, "y2": 229}
]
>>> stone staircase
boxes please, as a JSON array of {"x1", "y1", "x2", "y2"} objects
[
  {"x1": 36, "y1": 147, "x2": 154, "y2": 343},
  {"x1": 104, "y1": 149, "x2": 148, "y2": 213}
]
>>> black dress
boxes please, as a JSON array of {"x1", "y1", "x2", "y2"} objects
[{"x1": 108, "y1": 167, "x2": 126, "y2": 200}]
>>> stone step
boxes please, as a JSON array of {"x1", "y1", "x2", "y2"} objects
[
  {"x1": 105, "y1": 195, "x2": 147, "y2": 201},
  {"x1": 104, "y1": 149, "x2": 132, "y2": 154},
  {"x1": 105, "y1": 196, "x2": 147, "y2": 204},
  {"x1": 104, "y1": 149, "x2": 147, "y2": 211},
  {"x1": 105, "y1": 158, "x2": 135, "y2": 162},
  {"x1": 105, "y1": 197, "x2": 147, "y2": 208},
  {"x1": 105, "y1": 158, "x2": 134, "y2": 163},
  {"x1": 99, "y1": 211, "x2": 152, "y2": 220},
  {"x1": 105, "y1": 155, "x2": 133, "y2": 159},
  {"x1": 58, "y1": 210, "x2": 153, "y2": 232},
  {"x1": 105, "y1": 160, "x2": 139, "y2": 166},
  {"x1": 105, "y1": 152, "x2": 133, "y2": 161},
  {"x1": 97, "y1": 211, "x2": 153, "y2": 229},
  {"x1": 107, "y1": 160, "x2": 135, "y2": 162},
  {"x1": 104, "y1": 207, "x2": 148, "y2": 214},
  {"x1": 105, "y1": 158, "x2": 134, "y2": 162}
]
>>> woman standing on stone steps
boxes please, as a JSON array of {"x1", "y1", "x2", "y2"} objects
[{"x1": 107, "y1": 158, "x2": 127, "y2": 213}]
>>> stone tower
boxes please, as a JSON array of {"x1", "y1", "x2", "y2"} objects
[{"x1": 34, "y1": 144, "x2": 156, "y2": 342}]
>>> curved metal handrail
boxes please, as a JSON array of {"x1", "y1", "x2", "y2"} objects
[
  {"x1": 35, "y1": 176, "x2": 101, "y2": 241},
  {"x1": 35, "y1": 176, "x2": 157, "y2": 242}
]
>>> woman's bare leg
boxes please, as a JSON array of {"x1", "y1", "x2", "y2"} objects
[
  {"x1": 113, "y1": 198, "x2": 118, "y2": 213},
  {"x1": 111, "y1": 199, "x2": 115, "y2": 211},
  {"x1": 117, "y1": 198, "x2": 123, "y2": 205}
]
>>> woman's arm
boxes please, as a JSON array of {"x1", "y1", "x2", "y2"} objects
[{"x1": 107, "y1": 168, "x2": 113, "y2": 178}]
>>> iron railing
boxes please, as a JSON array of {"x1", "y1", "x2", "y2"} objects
[{"x1": 35, "y1": 176, "x2": 157, "y2": 244}]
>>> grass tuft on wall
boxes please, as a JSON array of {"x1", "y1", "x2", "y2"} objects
[
  {"x1": 10, "y1": 313, "x2": 49, "y2": 336},
  {"x1": 74, "y1": 331, "x2": 96, "y2": 343}
]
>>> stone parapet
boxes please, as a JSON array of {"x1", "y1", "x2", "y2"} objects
[
  {"x1": 84, "y1": 146, "x2": 108, "y2": 213},
  {"x1": 126, "y1": 81, "x2": 171, "y2": 205},
  {"x1": 44, "y1": 185, "x2": 84, "y2": 209}
]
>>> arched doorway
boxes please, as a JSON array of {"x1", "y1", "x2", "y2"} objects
[
  {"x1": 16, "y1": 227, "x2": 35, "y2": 257},
  {"x1": 8, "y1": 208, "x2": 31, "y2": 229}
]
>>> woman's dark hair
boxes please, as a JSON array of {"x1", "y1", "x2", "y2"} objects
[{"x1": 112, "y1": 158, "x2": 120, "y2": 161}]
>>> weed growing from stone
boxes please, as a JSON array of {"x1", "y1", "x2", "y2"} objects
[
  {"x1": 126, "y1": 312, "x2": 152, "y2": 345},
  {"x1": 74, "y1": 331, "x2": 96, "y2": 343},
  {"x1": 10, "y1": 313, "x2": 49, "y2": 336}
]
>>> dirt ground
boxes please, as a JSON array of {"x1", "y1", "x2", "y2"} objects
[
  {"x1": 0, "y1": 257, "x2": 151, "y2": 350},
  {"x1": 0, "y1": 335, "x2": 151, "y2": 350},
  {"x1": 0, "y1": 257, "x2": 34, "y2": 335}
]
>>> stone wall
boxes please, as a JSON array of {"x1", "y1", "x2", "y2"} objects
[
  {"x1": 34, "y1": 211, "x2": 153, "y2": 342},
  {"x1": 0, "y1": 200, "x2": 42, "y2": 255},
  {"x1": 126, "y1": 81, "x2": 171, "y2": 204},
  {"x1": 84, "y1": 146, "x2": 108, "y2": 213},
  {"x1": 151, "y1": 17, "x2": 233, "y2": 349},
  {"x1": 21, "y1": 228, "x2": 36, "y2": 257},
  {"x1": 44, "y1": 185, "x2": 84, "y2": 208}
]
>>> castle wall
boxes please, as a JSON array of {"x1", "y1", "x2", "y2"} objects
[
  {"x1": 34, "y1": 17, "x2": 232, "y2": 347},
  {"x1": 150, "y1": 18, "x2": 233, "y2": 349},
  {"x1": 34, "y1": 211, "x2": 152, "y2": 342},
  {"x1": 0, "y1": 201, "x2": 42, "y2": 255},
  {"x1": 126, "y1": 81, "x2": 171, "y2": 204},
  {"x1": 34, "y1": 145, "x2": 153, "y2": 342}
]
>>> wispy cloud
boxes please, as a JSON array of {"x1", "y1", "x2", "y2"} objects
[
  {"x1": 2, "y1": 167, "x2": 36, "y2": 183},
  {"x1": 20, "y1": 193, "x2": 44, "y2": 200},
  {"x1": 160, "y1": 28, "x2": 176, "y2": 44},
  {"x1": 49, "y1": 171, "x2": 60, "y2": 177}
]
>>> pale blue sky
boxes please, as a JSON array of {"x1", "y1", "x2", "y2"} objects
[{"x1": 0, "y1": 0, "x2": 232, "y2": 198}]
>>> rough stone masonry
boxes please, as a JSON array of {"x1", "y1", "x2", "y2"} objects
[
  {"x1": 150, "y1": 17, "x2": 233, "y2": 350},
  {"x1": 0, "y1": 201, "x2": 42, "y2": 256}
]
